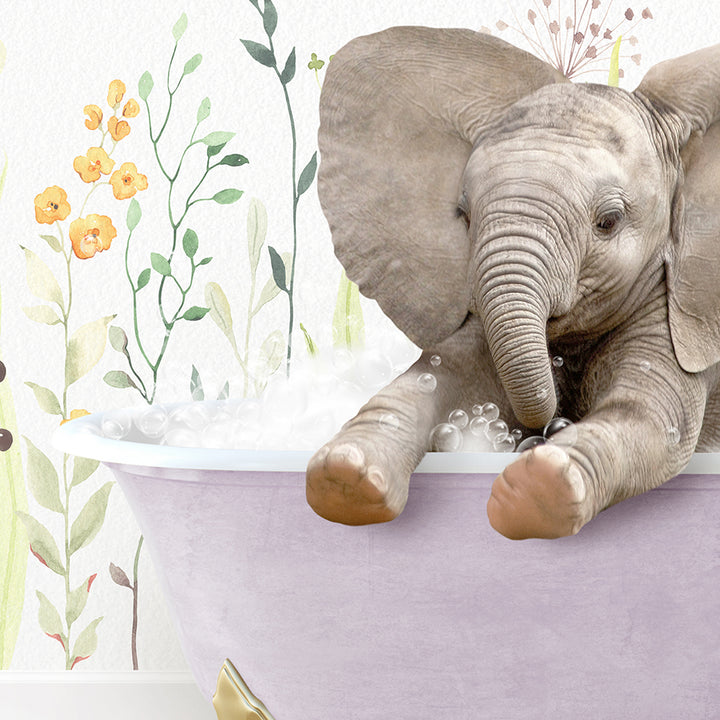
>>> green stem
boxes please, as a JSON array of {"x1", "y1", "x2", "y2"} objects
[{"x1": 123, "y1": 229, "x2": 150, "y2": 401}]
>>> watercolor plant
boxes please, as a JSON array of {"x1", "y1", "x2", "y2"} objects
[
  {"x1": 0, "y1": 44, "x2": 30, "y2": 669},
  {"x1": 16, "y1": 76, "x2": 153, "y2": 668},
  {"x1": 490, "y1": 0, "x2": 653, "y2": 82},
  {"x1": 104, "y1": 13, "x2": 248, "y2": 406},
  {"x1": 241, "y1": 0, "x2": 318, "y2": 375}
]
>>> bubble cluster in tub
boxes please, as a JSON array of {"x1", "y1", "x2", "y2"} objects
[{"x1": 90, "y1": 344, "x2": 577, "y2": 453}]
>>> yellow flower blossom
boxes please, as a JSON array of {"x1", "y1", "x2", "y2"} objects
[
  {"x1": 122, "y1": 99, "x2": 140, "y2": 118},
  {"x1": 34, "y1": 186, "x2": 71, "y2": 224},
  {"x1": 69, "y1": 214, "x2": 117, "y2": 259},
  {"x1": 110, "y1": 162, "x2": 148, "y2": 200},
  {"x1": 107, "y1": 79, "x2": 126, "y2": 108},
  {"x1": 107, "y1": 116, "x2": 131, "y2": 142},
  {"x1": 60, "y1": 409, "x2": 90, "y2": 425},
  {"x1": 73, "y1": 147, "x2": 115, "y2": 183},
  {"x1": 83, "y1": 104, "x2": 103, "y2": 130}
]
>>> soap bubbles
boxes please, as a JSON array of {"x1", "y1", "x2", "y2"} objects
[
  {"x1": 667, "y1": 426, "x2": 680, "y2": 446},
  {"x1": 543, "y1": 417, "x2": 578, "y2": 446},
  {"x1": 552, "y1": 356, "x2": 564, "y2": 368},
  {"x1": 493, "y1": 434, "x2": 516, "y2": 452},
  {"x1": 448, "y1": 409, "x2": 469, "y2": 430},
  {"x1": 517, "y1": 436, "x2": 546, "y2": 452},
  {"x1": 379, "y1": 413, "x2": 400, "y2": 433},
  {"x1": 429, "y1": 422, "x2": 463, "y2": 452},
  {"x1": 101, "y1": 411, "x2": 132, "y2": 440},
  {"x1": 135, "y1": 406, "x2": 169, "y2": 438},
  {"x1": 417, "y1": 373, "x2": 437, "y2": 394},
  {"x1": 430, "y1": 354, "x2": 442, "y2": 367}
]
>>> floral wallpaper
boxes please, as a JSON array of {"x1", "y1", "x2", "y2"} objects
[{"x1": 0, "y1": 0, "x2": 712, "y2": 673}]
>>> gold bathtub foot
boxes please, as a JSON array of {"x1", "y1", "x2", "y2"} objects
[{"x1": 213, "y1": 659, "x2": 276, "y2": 720}]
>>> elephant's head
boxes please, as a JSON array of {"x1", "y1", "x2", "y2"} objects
[{"x1": 317, "y1": 27, "x2": 720, "y2": 428}]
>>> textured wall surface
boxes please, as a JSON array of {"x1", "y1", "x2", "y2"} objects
[{"x1": 0, "y1": 0, "x2": 713, "y2": 674}]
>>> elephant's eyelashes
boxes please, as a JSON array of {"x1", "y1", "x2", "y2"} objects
[
  {"x1": 595, "y1": 210, "x2": 624, "y2": 234},
  {"x1": 456, "y1": 191, "x2": 470, "y2": 229}
]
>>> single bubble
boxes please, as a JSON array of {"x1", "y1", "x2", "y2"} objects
[
  {"x1": 469, "y1": 416, "x2": 488, "y2": 436},
  {"x1": 544, "y1": 417, "x2": 579, "y2": 447},
  {"x1": 429, "y1": 422, "x2": 463, "y2": 452},
  {"x1": 448, "y1": 408, "x2": 469, "y2": 430},
  {"x1": 480, "y1": 402, "x2": 500, "y2": 423},
  {"x1": 471, "y1": 403, "x2": 484, "y2": 416},
  {"x1": 417, "y1": 373, "x2": 437, "y2": 394},
  {"x1": 357, "y1": 350, "x2": 394, "y2": 390},
  {"x1": 552, "y1": 356, "x2": 564, "y2": 368},
  {"x1": 517, "y1": 435, "x2": 546, "y2": 452},
  {"x1": 485, "y1": 418, "x2": 509, "y2": 442},
  {"x1": 170, "y1": 403, "x2": 211, "y2": 431},
  {"x1": 510, "y1": 428, "x2": 523, "y2": 441},
  {"x1": 667, "y1": 426, "x2": 680, "y2": 446},
  {"x1": 201, "y1": 419, "x2": 237, "y2": 449},
  {"x1": 101, "y1": 411, "x2": 132, "y2": 440},
  {"x1": 493, "y1": 433, "x2": 517, "y2": 452},
  {"x1": 135, "y1": 405, "x2": 169, "y2": 438},
  {"x1": 639, "y1": 360, "x2": 651, "y2": 373},
  {"x1": 162, "y1": 427, "x2": 202, "y2": 448},
  {"x1": 430, "y1": 354, "x2": 442, "y2": 367},
  {"x1": 379, "y1": 413, "x2": 400, "y2": 432}
]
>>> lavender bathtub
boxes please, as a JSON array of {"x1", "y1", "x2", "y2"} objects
[{"x1": 53, "y1": 403, "x2": 720, "y2": 719}]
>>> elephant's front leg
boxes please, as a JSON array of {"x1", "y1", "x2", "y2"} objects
[
  {"x1": 306, "y1": 316, "x2": 507, "y2": 525},
  {"x1": 487, "y1": 311, "x2": 712, "y2": 540}
]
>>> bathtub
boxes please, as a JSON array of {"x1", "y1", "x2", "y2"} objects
[{"x1": 53, "y1": 402, "x2": 720, "y2": 719}]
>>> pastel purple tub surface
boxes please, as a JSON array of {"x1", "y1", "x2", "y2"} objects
[{"x1": 53, "y1": 403, "x2": 720, "y2": 719}]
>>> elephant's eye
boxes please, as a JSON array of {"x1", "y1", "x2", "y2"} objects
[
  {"x1": 457, "y1": 191, "x2": 470, "y2": 229},
  {"x1": 595, "y1": 209, "x2": 624, "y2": 234}
]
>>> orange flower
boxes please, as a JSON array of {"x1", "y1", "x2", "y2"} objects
[
  {"x1": 69, "y1": 214, "x2": 117, "y2": 259},
  {"x1": 83, "y1": 104, "x2": 103, "y2": 130},
  {"x1": 122, "y1": 99, "x2": 140, "y2": 118},
  {"x1": 110, "y1": 162, "x2": 148, "y2": 200},
  {"x1": 60, "y1": 409, "x2": 90, "y2": 425},
  {"x1": 34, "y1": 186, "x2": 71, "y2": 224},
  {"x1": 107, "y1": 116, "x2": 131, "y2": 141},
  {"x1": 73, "y1": 147, "x2": 115, "y2": 183},
  {"x1": 107, "y1": 79, "x2": 126, "y2": 108}
]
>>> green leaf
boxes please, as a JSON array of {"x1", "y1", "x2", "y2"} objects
[
  {"x1": 39, "y1": 234, "x2": 62, "y2": 253},
  {"x1": 172, "y1": 12, "x2": 188, "y2": 41},
  {"x1": 300, "y1": 322, "x2": 318, "y2": 357},
  {"x1": 268, "y1": 245, "x2": 288, "y2": 292},
  {"x1": 127, "y1": 198, "x2": 141, "y2": 232},
  {"x1": 109, "y1": 563, "x2": 132, "y2": 589},
  {"x1": 68, "y1": 483, "x2": 113, "y2": 556},
  {"x1": 22, "y1": 305, "x2": 62, "y2": 326},
  {"x1": 197, "y1": 97, "x2": 211, "y2": 123},
  {"x1": 190, "y1": 365, "x2": 203, "y2": 401},
  {"x1": 197, "y1": 256, "x2": 212, "y2": 266},
  {"x1": 217, "y1": 381, "x2": 230, "y2": 400},
  {"x1": 213, "y1": 189, "x2": 243, "y2": 205},
  {"x1": 183, "y1": 228, "x2": 198, "y2": 258},
  {"x1": 16, "y1": 512, "x2": 64, "y2": 575},
  {"x1": 280, "y1": 47, "x2": 296, "y2": 84},
  {"x1": 240, "y1": 38, "x2": 275, "y2": 67},
  {"x1": 258, "y1": 329, "x2": 285, "y2": 378},
  {"x1": 108, "y1": 325, "x2": 129, "y2": 355},
  {"x1": 307, "y1": 52, "x2": 325, "y2": 71},
  {"x1": 66, "y1": 574, "x2": 96, "y2": 627},
  {"x1": 248, "y1": 0, "x2": 259, "y2": 8},
  {"x1": 137, "y1": 268, "x2": 151, "y2": 290},
  {"x1": 103, "y1": 370, "x2": 137, "y2": 390},
  {"x1": 333, "y1": 269, "x2": 365, "y2": 350},
  {"x1": 65, "y1": 315, "x2": 115, "y2": 387},
  {"x1": 609, "y1": 35, "x2": 622, "y2": 87},
  {"x1": 36, "y1": 591, "x2": 65, "y2": 643},
  {"x1": 138, "y1": 71, "x2": 154, "y2": 101},
  {"x1": 151, "y1": 252, "x2": 171, "y2": 276},
  {"x1": 201, "y1": 131, "x2": 235, "y2": 147},
  {"x1": 263, "y1": 0, "x2": 278, "y2": 36},
  {"x1": 182, "y1": 306, "x2": 210, "y2": 321},
  {"x1": 20, "y1": 246, "x2": 64, "y2": 309},
  {"x1": 253, "y1": 252, "x2": 290, "y2": 315},
  {"x1": 246, "y1": 198, "x2": 267, "y2": 275},
  {"x1": 205, "y1": 282, "x2": 237, "y2": 352},
  {"x1": 183, "y1": 53, "x2": 202, "y2": 76},
  {"x1": 71, "y1": 457, "x2": 100, "y2": 488},
  {"x1": 218, "y1": 154, "x2": 249, "y2": 167},
  {"x1": 23, "y1": 437, "x2": 63, "y2": 513},
  {"x1": 207, "y1": 144, "x2": 227, "y2": 158},
  {"x1": 70, "y1": 617, "x2": 103, "y2": 668},
  {"x1": 297, "y1": 152, "x2": 318, "y2": 198},
  {"x1": 24, "y1": 382, "x2": 62, "y2": 416}
]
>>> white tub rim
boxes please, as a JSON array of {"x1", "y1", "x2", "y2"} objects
[{"x1": 51, "y1": 405, "x2": 720, "y2": 476}]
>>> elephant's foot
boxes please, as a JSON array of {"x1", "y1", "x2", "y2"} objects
[
  {"x1": 306, "y1": 441, "x2": 409, "y2": 525},
  {"x1": 486, "y1": 444, "x2": 591, "y2": 540}
]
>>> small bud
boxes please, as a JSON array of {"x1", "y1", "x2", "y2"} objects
[
  {"x1": 574, "y1": 31, "x2": 584, "y2": 44},
  {"x1": 629, "y1": 35, "x2": 639, "y2": 45},
  {"x1": 590, "y1": 23, "x2": 600, "y2": 36},
  {"x1": 585, "y1": 46, "x2": 597, "y2": 58},
  {"x1": 496, "y1": 20, "x2": 509, "y2": 31},
  {"x1": 625, "y1": 8, "x2": 634, "y2": 20},
  {"x1": 528, "y1": 9, "x2": 536, "y2": 24},
  {"x1": 604, "y1": 28, "x2": 613, "y2": 39},
  {"x1": 632, "y1": 54, "x2": 642, "y2": 64},
  {"x1": 543, "y1": 0, "x2": 552, "y2": 7},
  {"x1": 642, "y1": 7, "x2": 653, "y2": 19},
  {"x1": 566, "y1": 16, "x2": 573, "y2": 29},
  {"x1": 592, "y1": 0, "x2": 601, "y2": 8},
  {"x1": 549, "y1": 20, "x2": 560, "y2": 34}
]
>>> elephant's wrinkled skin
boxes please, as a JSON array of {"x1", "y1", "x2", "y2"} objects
[{"x1": 305, "y1": 26, "x2": 720, "y2": 539}]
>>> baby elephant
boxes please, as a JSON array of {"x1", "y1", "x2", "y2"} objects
[{"x1": 306, "y1": 26, "x2": 720, "y2": 539}]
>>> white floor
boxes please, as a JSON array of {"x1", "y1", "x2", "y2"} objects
[{"x1": 0, "y1": 673, "x2": 217, "y2": 720}]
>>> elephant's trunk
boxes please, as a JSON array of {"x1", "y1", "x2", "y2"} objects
[{"x1": 474, "y1": 237, "x2": 560, "y2": 429}]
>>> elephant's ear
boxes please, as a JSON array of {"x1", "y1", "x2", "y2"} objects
[
  {"x1": 635, "y1": 45, "x2": 720, "y2": 373},
  {"x1": 318, "y1": 26, "x2": 567, "y2": 346}
]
